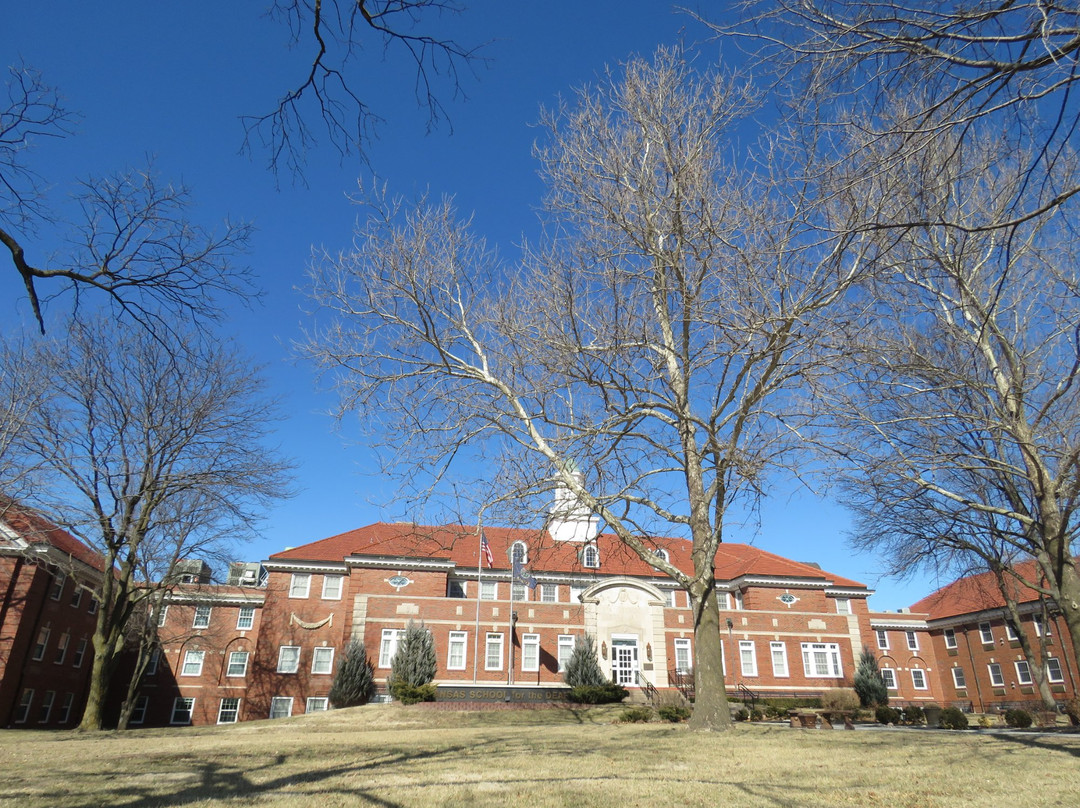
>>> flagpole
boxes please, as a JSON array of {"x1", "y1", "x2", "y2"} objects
[
  {"x1": 508, "y1": 556, "x2": 515, "y2": 686},
  {"x1": 473, "y1": 529, "x2": 483, "y2": 683}
]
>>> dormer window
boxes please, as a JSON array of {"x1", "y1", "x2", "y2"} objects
[
  {"x1": 582, "y1": 543, "x2": 600, "y2": 569},
  {"x1": 511, "y1": 541, "x2": 528, "y2": 565},
  {"x1": 653, "y1": 548, "x2": 669, "y2": 563}
]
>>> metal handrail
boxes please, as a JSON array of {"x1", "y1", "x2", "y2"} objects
[{"x1": 635, "y1": 671, "x2": 659, "y2": 704}]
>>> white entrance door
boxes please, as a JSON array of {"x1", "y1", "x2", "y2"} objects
[{"x1": 611, "y1": 637, "x2": 639, "y2": 686}]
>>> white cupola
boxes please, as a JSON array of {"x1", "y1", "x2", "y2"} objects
[{"x1": 546, "y1": 462, "x2": 600, "y2": 543}]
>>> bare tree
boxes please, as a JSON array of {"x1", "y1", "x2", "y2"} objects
[
  {"x1": 711, "y1": 1, "x2": 1080, "y2": 229},
  {"x1": 304, "y1": 49, "x2": 863, "y2": 730},
  {"x1": 824, "y1": 126, "x2": 1080, "y2": 688},
  {"x1": 0, "y1": 318, "x2": 293, "y2": 730}
]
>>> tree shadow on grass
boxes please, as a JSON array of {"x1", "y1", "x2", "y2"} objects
[{"x1": 988, "y1": 730, "x2": 1080, "y2": 759}]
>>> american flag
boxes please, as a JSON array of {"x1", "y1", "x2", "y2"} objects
[{"x1": 480, "y1": 532, "x2": 494, "y2": 568}]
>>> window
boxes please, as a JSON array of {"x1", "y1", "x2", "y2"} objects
[
  {"x1": 38, "y1": 691, "x2": 55, "y2": 723},
  {"x1": 193, "y1": 605, "x2": 212, "y2": 629},
  {"x1": 14, "y1": 689, "x2": 33, "y2": 723},
  {"x1": 511, "y1": 541, "x2": 528, "y2": 564},
  {"x1": 181, "y1": 650, "x2": 205, "y2": 676},
  {"x1": 570, "y1": 583, "x2": 585, "y2": 602},
  {"x1": 277, "y1": 646, "x2": 301, "y2": 674},
  {"x1": 306, "y1": 697, "x2": 329, "y2": 713},
  {"x1": 880, "y1": 668, "x2": 897, "y2": 690},
  {"x1": 732, "y1": 591, "x2": 744, "y2": 611},
  {"x1": 480, "y1": 581, "x2": 497, "y2": 601},
  {"x1": 156, "y1": 605, "x2": 168, "y2": 627},
  {"x1": 171, "y1": 697, "x2": 194, "y2": 725},
  {"x1": 227, "y1": 651, "x2": 249, "y2": 677},
  {"x1": 988, "y1": 663, "x2": 1005, "y2": 687},
  {"x1": 269, "y1": 697, "x2": 293, "y2": 719},
  {"x1": 654, "y1": 548, "x2": 670, "y2": 563},
  {"x1": 129, "y1": 695, "x2": 149, "y2": 725},
  {"x1": 558, "y1": 635, "x2": 576, "y2": 672},
  {"x1": 87, "y1": 598, "x2": 98, "y2": 615},
  {"x1": 447, "y1": 631, "x2": 468, "y2": 670},
  {"x1": 1047, "y1": 657, "x2": 1065, "y2": 683},
  {"x1": 875, "y1": 629, "x2": 889, "y2": 650},
  {"x1": 32, "y1": 627, "x2": 50, "y2": 661},
  {"x1": 322, "y1": 575, "x2": 343, "y2": 600},
  {"x1": 674, "y1": 638, "x2": 692, "y2": 673},
  {"x1": 719, "y1": 593, "x2": 731, "y2": 610},
  {"x1": 58, "y1": 693, "x2": 75, "y2": 724},
  {"x1": 218, "y1": 698, "x2": 240, "y2": 724},
  {"x1": 801, "y1": 643, "x2": 843, "y2": 678},
  {"x1": 511, "y1": 582, "x2": 527, "y2": 601},
  {"x1": 447, "y1": 580, "x2": 466, "y2": 598},
  {"x1": 906, "y1": 631, "x2": 919, "y2": 651},
  {"x1": 952, "y1": 667, "x2": 967, "y2": 688},
  {"x1": 770, "y1": 642, "x2": 789, "y2": 678},
  {"x1": 1033, "y1": 615, "x2": 1050, "y2": 637},
  {"x1": 70, "y1": 588, "x2": 83, "y2": 608},
  {"x1": 236, "y1": 607, "x2": 255, "y2": 630},
  {"x1": 379, "y1": 629, "x2": 405, "y2": 668},
  {"x1": 835, "y1": 598, "x2": 851, "y2": 615},
  {"x1": 979, "y1": 622, "x2": 994, "y2": 644},
  {"x1": 664, "y1": 589, "x2": 676, "y2": 608},
  {"x1": 910, "y1": 669, "x2": 927, "y2": 690},
  {"x1": 1005, "y1": 621, "x2": 1018, "y2": 641},
  {"x1": 943, "y1": 628, "x2": 957, "y2": 649},
  {"x1": 54, "y1": 633, "x2": 70, "y2": 665},
  {"x1": 71, "y1": 637, "x2": 88, "y2": 669},
  {"x1": 521, "y1": 634, "x2": 540, "y2": 672},
  {"x1": 50, "y1": 572, "x2": 65, "y2": 600},
  {"x1": 582, "y1": 543, "x2": 599, "y2": 568},
  {"x1": 1015, "y1": 660, "x2": 1033, "y2": 685},
  {"x1": 541, "y1": 584, "x2": 557, "y2": 603},
  {"x1": 312, "y1": 647, "x2": 335, "y2": 675},
  {"x1": 289, "y1": 573, "x2": 311, "y2": 598},
  {"x1": 739, "y1": 641, "x2": 757, "y2": 677},
  {"x1": 145, "y1": 647, "x2": 159, "y2": 675},
  {"x1": 485, "y1": 633, "x2": 504, "y2": 670}
]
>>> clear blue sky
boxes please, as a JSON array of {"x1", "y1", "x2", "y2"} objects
[{"x1": 2, "y1": 1, "x2": 934, "y2": 610}]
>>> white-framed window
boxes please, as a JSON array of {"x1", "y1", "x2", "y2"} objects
[
  {"x1": 157, "y1": 604, "x2": 169, "y2": 627},
  {"x1": 732, "y1": 591, "x2": 744, "y2": 611},
  {"x1": 306, "y1": 697, "x2": 329, "y2": 713},
  {"x1": 558, "y1": 635, "x2": 576, "y2": 672},
  {"x1": 129, "y1": 695, "x2": 149, "y2": 725},
  {"x1": 277, "y1": 645, "x2": 301, "y2": 674},
  {"x1": 181, "y1": 650, "x2": 205, "y2": 676},
  {"x1": 38, "y1": 691, "x2": 55, "y2": 723},
  {"x1": 1005, "y1": 621, "x2": 1019, "y2": 641},
  {"x1": 379, "y1": 629, "x2": 405, "y2": 668},
  {"x1": 227, "y1": 651, "x2": 249, "y2": 677},
  {"x1": 911, "y1": 669, "x2": 927, "y2": 690},
  {"x1": 979, "y1": 622, "x2": 994, "y2": 645},
  {"x1": 880, "y1": 668, "x2": 897, "y2": 690},
  {"x1": 988, "y1": 663, "x2": 1005, "y2": 687},
  {"x1": 87, "y1": 598, "x2": 98, "y2": 615},
  {"x1": 570, "y1": 583, "x2": 585, "y2": 602},
  {"x1": 1033, "y1": 615, "x2": 1050, "y2": 637},
  {"x1": 801, "y1": 643, "x2": 843, "y2": 678},
  {"x1": 269, "y1": 697, "x2": 293, "y2": 719},
  {"x1": 485, "y1": 633, "x2": 504, "y2": 670},
  {"x1": 541, "y1": 584, "x2": 557, "y2": 603},
  {"x1": 511, "y1": 582, "x2": 527, "y2": 601},
  {"x1": 835, "y1": 598, "x2": 851, "y2": 615},
  {"x1": 447, "y1": 631, "x2": 468, "y2": 670},
  {"x1": 312, "y1": 647, "x2": 335, "y2": 675},
  {"x1": 719, "y1": 592, "x2": 731, "y2": 610},
  {"x1": 875, "y1": 629, "x2": 889, "y2": 650},
  {"x1": 322, "y1": 575, "x2": 343, "y2": 600},
  {"x1": 14, "y1": 689, "x2": 33, "y2": 723},
  {"x1": 952, "y1": 667, "x2": 967, "y2": 688},
  {"x1": 943, "y1": 628, "x2": 957, "y2": 649},
  {"x1": 32, "y1": 627, "x2": 50, "y2": 661},
  {"x1": 674, "y1": 638, "x2": 692, "y2": 673},
  {"x1": 739, "y1": 641, "x2": 757, "y2": 677},
  {"x1": 72, "y1": 637, "x2": 88, "y2": 669},
  {"x1": 480, "y1": 581, "x2": 497, "y2": 601},
  {"x1": 289, "y1": 573, "x2": 311, "y2": 598},
  {"x1": 171, "y1": 697, "x2": 194, "y2": 725},
  {"x1": 582, "y1": 543, "x2": 599, "y2": 568},
  {"x1": 521, "y1": 633, "x2": 540, "y2": 672},
  {"x1": 664, "y1": 589, "x2": 676, "y2": 608},
  {"x1": 218, "y1": 698, "x2": 240, "y2": 724},
  {"x1": 770, "y1": 642, "x2": 789, "y2": 677},
  {"x1": 145, "y1": 647, "x2": 159, "y2": 676},
  {"x1": 54, "y1": 633, "x2": 70, "y2": 665},
  {"x1": 193, "y1": 605, "x2": 212, "y2": 629},
  {"x1": 510, "y1": 541, "x2": 528, "y2": 565},
  {"x1": 653, "y1": 548, "x2": 670, "y2": 563},
  {"x1": 1015, "y1": 660, "x2": 1033, "y2": 685},
  {"x1": 70, "y1": 588, "x2": 83, "y2": 609},
  {"x1": 906, "y1": 631, "x2": 919, "y2": 651},
  {"x1": 50, "y1": 572, "x2": 65, "y2": 600},
  {"x1": 57, "y1": 692, "x2": 75, "y2": 724},
  {"x1": 236, "y1": 607, "x2": 255, "y2": 630},
  {"x1": 1047, "y1": 657, "x2": 1065, "y2": 683}
]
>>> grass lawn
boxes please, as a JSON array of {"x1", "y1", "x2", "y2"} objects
[{"x1": 1, "y1": 704, "x2": 1077, "y2": 807}]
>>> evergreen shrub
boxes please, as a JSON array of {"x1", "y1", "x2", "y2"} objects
[
  {"x1": 328, "y1": 638, "x2": 376, "y2": 708},
  {"x1": 853, "y1": 647, "x2": 889, "y2": 707},
  {"x1": 567, "y1": 683, "x2": 628, "y2": 704},
  {"x1": 619, "y1": 706, "x2": 653, "y2": 723},
  {"x1": 389, "y1": 681, "x2": 437, "y2": 705},
  {"x1": 1004, "y1": 708, "x2": 1033, "y2": 728},
  {"x1": 902, "y1": 705, "x2": 925, "y2": 725},
  {"x1": 562, "y1": 635, "x2": 607, "y2": 688},
  {"x1": 658, "y1": 704, "x2": 691, "y2": 722},
  {"x1": 939, "y1": 706, "x2": 968, "y2": 730},
  {"x1": 388, "y1": 621, "x2": 437, "y2": 703},
  {"x1": 875, "y1": 705, "x2": 902, "y2": 724}
]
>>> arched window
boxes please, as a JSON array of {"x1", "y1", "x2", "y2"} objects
[
  {"x1": 653, "y1": 548, "x2": 669, "y2": 563},
  {"x1": 511, "y1": 541, "x2": 528, "y2": 565},
  {"x1": 582, "y1": 543, "x2": 600, "y2": 569}
]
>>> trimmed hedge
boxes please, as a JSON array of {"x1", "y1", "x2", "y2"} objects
[{"x1": 567, "y1": 683, "x2": 628, "y2": 704}]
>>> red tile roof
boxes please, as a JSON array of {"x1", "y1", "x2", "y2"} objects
[
  {"x1": 909, "y1": 560, "x2": 1056, "y2": 620},
  {"x1": 270, "y1": 522, "x2": 867, "y2": 588},
  {"x1": 0, "y1": 498, "x2": 106, "y2": 572}
]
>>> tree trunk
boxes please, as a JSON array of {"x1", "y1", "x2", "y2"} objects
[
  {"x1": 688, "y1": 581, "x2": 731, "y2": 731},
  {"x1": 78, "y1": 637, "x2": 115, "y2": 731},
  {"x1": 1056, "y1": 561, "x2": 1080, "y2": 694}
]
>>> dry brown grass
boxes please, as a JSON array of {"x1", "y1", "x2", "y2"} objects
[{"x1": 1, "y1": 704, "x2": 1078, "y2": 807}]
